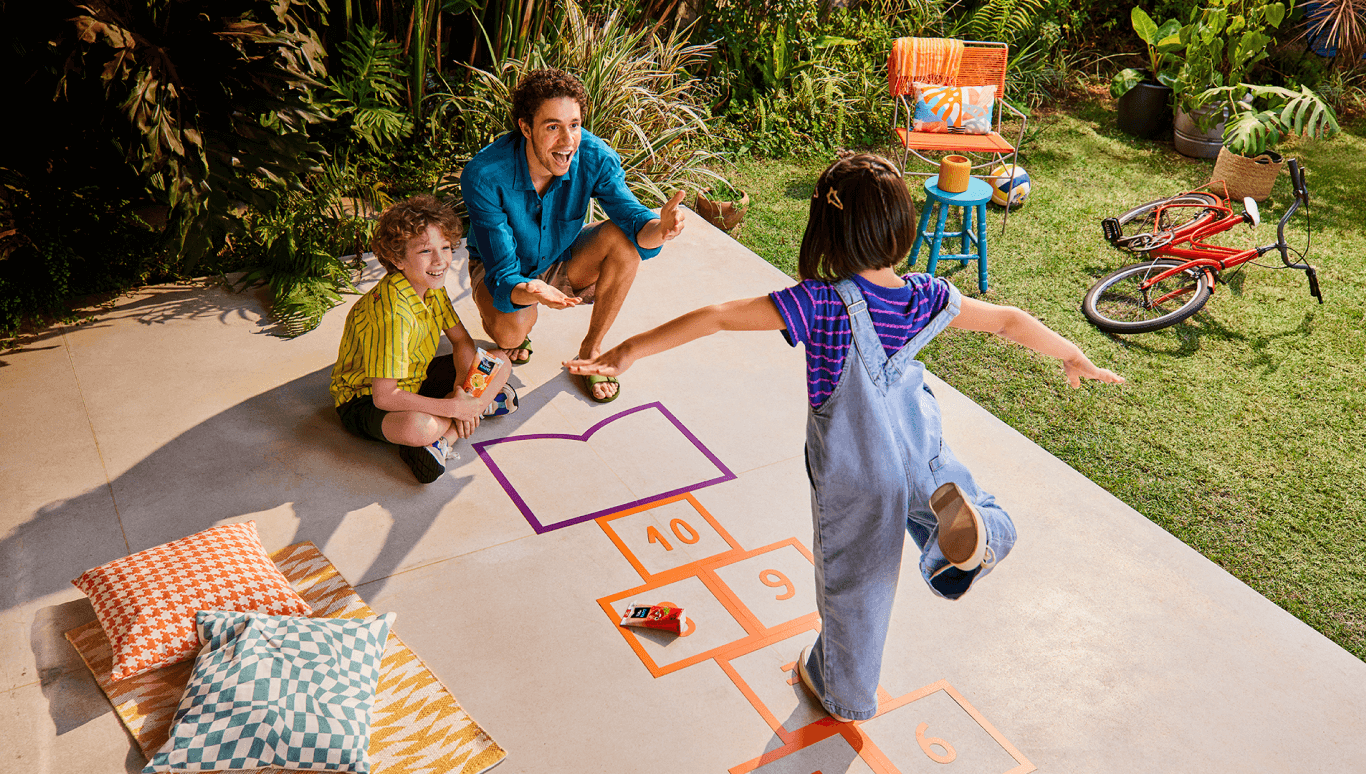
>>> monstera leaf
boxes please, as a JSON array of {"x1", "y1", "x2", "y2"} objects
[
  {"x1": 1219, "y1": 84, "x2": 1340, "y2": 158},
  {"x1": 1222, "y1": 110, "x2": 1282, "y2": 157}
]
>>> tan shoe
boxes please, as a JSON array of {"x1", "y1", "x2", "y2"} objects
[
  {"x1": 796, "y1": 645, "x2": 855, "y2": 723},
  {"x1": 931, "y1": 482, "x2": 986, "y2": 570}
]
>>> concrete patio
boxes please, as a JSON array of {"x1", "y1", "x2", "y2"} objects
[{"x1": 3, "y1": 210, "x2": 1363, "y2": 773}]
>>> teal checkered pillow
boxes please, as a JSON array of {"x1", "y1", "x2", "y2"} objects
[{"x1": 144, "y1": 610, "x2": 395, "y2": 773}]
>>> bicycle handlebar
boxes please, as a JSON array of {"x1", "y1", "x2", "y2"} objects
[
  {"x1": 1276, "y1": 158, "x2": 1323, "y2": 304},
  {"x1": 1288, "y1": 158, "x2": 1307, "y2": 200}
]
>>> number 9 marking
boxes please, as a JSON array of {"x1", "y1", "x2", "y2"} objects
[
  {"x1": 759, "y1": 570, "x2": 795, "y2": 601},
  {"x1": 916, "y1": 722, "x2": 956, "y2": 763}
]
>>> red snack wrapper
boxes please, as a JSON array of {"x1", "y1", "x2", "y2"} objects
[
  {"x1": 619, "y1": 601, "x2": 687, "y2": 635},
  {"x1": 462, "y1": 347, "x2": 505, "y2": 398}
]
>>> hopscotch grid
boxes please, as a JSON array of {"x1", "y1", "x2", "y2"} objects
[
  {"x1": 571, "y1": 402, "x2": 1033, "y2": 774},
  {"x1": 596, "y1": 493, "x2": 744, "y2": 582},
  {"x1": 474, "y1": 401, "x2": 738, "y2": 534}
]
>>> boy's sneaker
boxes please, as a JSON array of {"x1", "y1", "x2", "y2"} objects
[
  {"x1": 482, "y1": 384, "x2": 519, "y2": 418},
  {"x1": 398, "y1": 437, "x2": 452, "y2": 484}
]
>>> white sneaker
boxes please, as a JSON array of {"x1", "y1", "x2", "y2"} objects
[
  {"x1": 434, "y1": 436, "x2": 459, "y2": 461},
  {"x1": 481, "y1": 384, "x2": 519, "y2": 417}
]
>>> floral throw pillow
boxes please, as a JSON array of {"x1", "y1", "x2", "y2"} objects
[
  {"x1": 912, "y1": 83, "x2": 996, "y2": 135},
  {"x1": 72, "y1": 521, "x2": 312, "y2": 681},
  {"x1": 144, "y1": 610, "x2": 395, "y2": 773}
]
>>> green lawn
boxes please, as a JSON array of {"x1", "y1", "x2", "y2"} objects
[{"x1": 722, "y1": 96, "x2": 1366, "y2": 661}]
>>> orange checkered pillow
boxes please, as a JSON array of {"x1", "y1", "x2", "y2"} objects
[{"x1": 72, "y1": 521, "x2": 311, "y2": 681}]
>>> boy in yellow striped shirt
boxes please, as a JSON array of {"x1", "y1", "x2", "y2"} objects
[{"x1": 330, "y1": 195, "x2": 516, "y2": 483}]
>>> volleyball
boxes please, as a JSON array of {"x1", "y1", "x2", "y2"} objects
[{"x1": 989, "y1": 164, "x2": 1031, "y2": 207}]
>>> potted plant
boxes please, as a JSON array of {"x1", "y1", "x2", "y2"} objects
[
  {"x1": 1169, "y1": 0, "x2": 1288, "y2": 158},
  {"x1": 1208, "y1": 83, "x2": 1340, "y2": 200},
  {"x1": 695, "y1": 184, "x2": 749, "y2": 233},
  {"x1": 1112, "y1": 8, "x2": 1183, "y2": 139}
]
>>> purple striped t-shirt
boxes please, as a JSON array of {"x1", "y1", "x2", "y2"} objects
[{"x1": 770, "y1": 273, "x2": 952, "y2": 407}]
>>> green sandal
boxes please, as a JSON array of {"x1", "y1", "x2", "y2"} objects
[
  {"x1": 509, "y1": 337, "x2": 532, "y2": 366},
  {"x1": 584, "y1": 374, "x2": 620, "y2": 404}
]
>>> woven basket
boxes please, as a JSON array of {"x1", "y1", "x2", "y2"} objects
[{"x1": 1211, "y1": 148, "x2": 1283, "y2": 202}]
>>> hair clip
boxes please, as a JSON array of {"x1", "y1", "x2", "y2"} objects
[{"x1": 825, "y1": 187, "x2": 844, "y2": 210}]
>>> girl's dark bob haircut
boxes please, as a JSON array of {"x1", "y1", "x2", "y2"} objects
[{"x1": 797, "y1": 153, "x2": 917, "y2": 282}]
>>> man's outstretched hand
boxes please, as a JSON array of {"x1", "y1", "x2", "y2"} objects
[
  {"x1": 658, "y1": 190, "x2": 687, "y2": 242},
  {"x1": 517, "y1": 279, "x2": 581, "y2": 309}
]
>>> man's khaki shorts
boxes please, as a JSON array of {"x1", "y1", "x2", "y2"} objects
[{"x1": 467, "y1": 228, "x2": 601, "y2": 306}]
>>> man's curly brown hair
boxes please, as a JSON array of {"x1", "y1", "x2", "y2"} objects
[
  {"x1": 510, "y1": 68, "x2": 588, "y2": 131},
  {"x1": 371, "y1": 194, "x2": 462, "y2": 274}
]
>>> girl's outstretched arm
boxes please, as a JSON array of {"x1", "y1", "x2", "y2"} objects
[
  {"x1": 950, "y1": 297, "x2": 1125, "y2": 388},
  {"x1": 565, "y1": 296, "x2": 785, "y2": 376}
]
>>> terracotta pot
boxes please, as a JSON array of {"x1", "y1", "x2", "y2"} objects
[{"x1": 695, "y1": 190, "x2": 750, "y2": 232}]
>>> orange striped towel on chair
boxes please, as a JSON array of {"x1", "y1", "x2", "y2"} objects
[{"x1": 889, "y1": 37, "x2": 964, "y2": 95}]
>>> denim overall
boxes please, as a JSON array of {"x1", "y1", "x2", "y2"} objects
[{"x1": 802, "y1": 278, "x2": 1017, "y2": 721}]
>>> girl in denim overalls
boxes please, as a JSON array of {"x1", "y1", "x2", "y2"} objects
[{"x1": 566, "y1": 154, "x2": 1124, "y2": 722}]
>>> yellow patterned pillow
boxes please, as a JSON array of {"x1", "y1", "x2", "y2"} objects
[{"x1": 911, "y1": 82, "x2": 996, "y2": 135}]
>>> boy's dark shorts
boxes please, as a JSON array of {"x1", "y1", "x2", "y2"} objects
[{"x1": 335, "y1": 355, "x2": 458, "y2": 443}]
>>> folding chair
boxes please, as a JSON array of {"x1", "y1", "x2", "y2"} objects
[{"x1": 889, "y1": 38, "x2": 1028, "y2": 230}]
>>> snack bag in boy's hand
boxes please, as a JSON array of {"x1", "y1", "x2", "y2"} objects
[{"x1": 462, "y1": 347, "x2": 506, "y2": 397}]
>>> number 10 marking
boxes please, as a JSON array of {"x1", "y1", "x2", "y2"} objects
[{"x1": 646, "y1": 518, "x2": 701, "y2": 552}]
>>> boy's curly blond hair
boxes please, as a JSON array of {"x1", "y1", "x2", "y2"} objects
[{"x1": 371, "y1": 194, "x2": 462, "y2": 273}]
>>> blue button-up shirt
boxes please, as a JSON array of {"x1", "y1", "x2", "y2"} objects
[{"x1": 461, "y1": 129, "x2": 662, "y2": 313}]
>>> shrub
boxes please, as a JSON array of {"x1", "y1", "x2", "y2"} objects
[{"x1": 439, "y1": 1, "x2": 729, "y2": 210}]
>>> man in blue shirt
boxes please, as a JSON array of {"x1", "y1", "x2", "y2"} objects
[{"x1": 461, "y1": 68, "x2": 686, "y2": 402}]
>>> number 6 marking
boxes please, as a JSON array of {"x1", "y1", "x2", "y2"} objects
[
  {"x1": 759, "y1": 570, "x2": 795, "y2": 600},
  {"x1": 916, "y1": 722, "x2": 956, "y2": 763}
]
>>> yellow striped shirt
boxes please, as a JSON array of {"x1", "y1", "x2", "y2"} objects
[{"x1": 329, "y1": 272, "x2": 460, "y2": 407}]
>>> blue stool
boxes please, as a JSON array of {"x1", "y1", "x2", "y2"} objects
[{"x1": 909, "y1": 175, "x2": 991, "y2": 292}]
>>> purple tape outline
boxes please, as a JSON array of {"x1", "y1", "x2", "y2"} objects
[{"x1": 472, "y1": 401, "x2": 736, "y2": 534}]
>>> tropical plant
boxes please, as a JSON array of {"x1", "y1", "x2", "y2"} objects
[
  {"x1": 1173, "y1": 0, "x2": 1288, "y2": 114},
  {"x1": 0, "y1": 169, "x2": 167, "y2": 337},
  {"x1": 440, "y1": 2, "x2": 730, "y2": 211},
  {"x1": 1151, "y1": 0, "x2": 1343, "y2": 156},
  {"x1": 45, "y1": 0, "x2": 329, "y2": 267},
  {"x1": 1111, "y1": 7, "x2": 1185, "y2": 97},
  {"x1": 1214, "y1": 83, "x2": 1341, "y2": 156},
  {"x1": 701, "y1": 0, "x2": 845, "y2": 105},
  {"x1": 963, "y1": 0, "x2": 1047, "y2": 44},
  {"x1": 232, "y1": 159, "x2": 382, "y2": 337},
  {"x1": 323, "y1": 24, "x2": 415, "y2": 151}
]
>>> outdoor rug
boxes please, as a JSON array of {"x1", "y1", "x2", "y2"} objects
[{"x1": 66, "y1": 541, "x2": 507, "y2": 774}]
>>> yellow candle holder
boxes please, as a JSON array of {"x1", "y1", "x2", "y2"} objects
[{"x1": 938, "y1": 155, "x2": 971, "y2": 193}]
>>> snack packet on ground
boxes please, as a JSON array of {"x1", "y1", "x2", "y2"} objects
[
  {"x1": 619, "y1": 601, "x2": 687, "y2": 635},
  {"x1": 463, "y1": 347, "x2": 506, "y2": 398}
]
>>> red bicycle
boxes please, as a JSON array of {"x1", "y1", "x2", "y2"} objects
[{"x1": 1083, "y1": 158, "x2": 1322, "y2": 334}]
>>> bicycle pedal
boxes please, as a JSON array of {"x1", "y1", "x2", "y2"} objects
[{"x1": 1101, "y1": 217, "x2": 1121, "y2": 243}]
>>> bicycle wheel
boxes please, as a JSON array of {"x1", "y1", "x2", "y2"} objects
[
  {"x1": 1082, "y1": 259, "x2": 1213, "y2": 334},
  {"x1": 1112, "y1": 192, "x2": 1222, "y2": 250}
]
